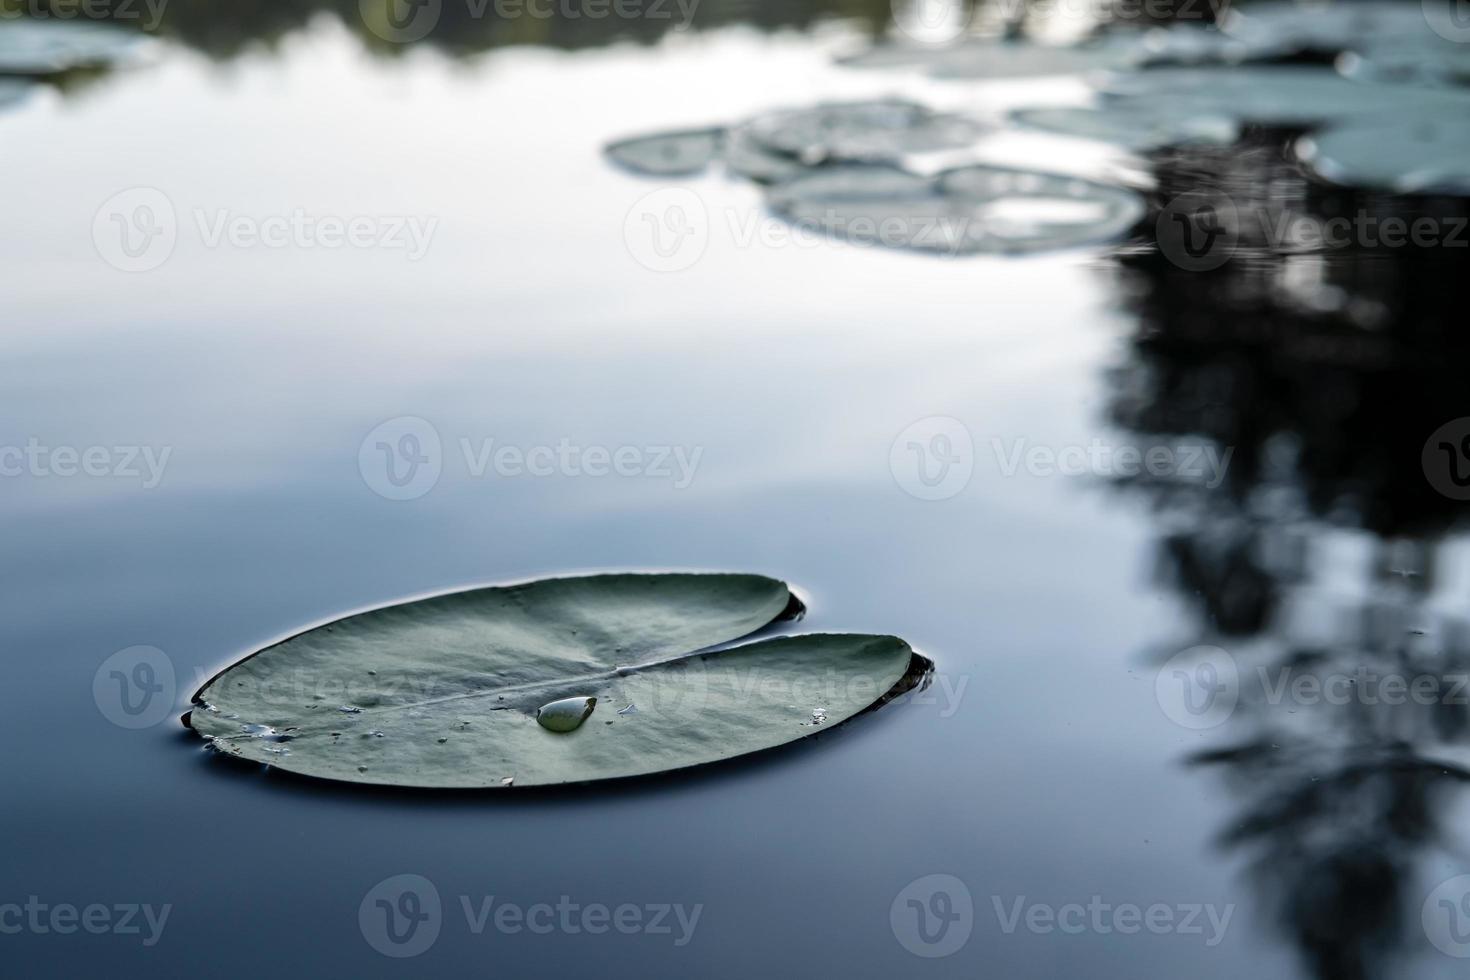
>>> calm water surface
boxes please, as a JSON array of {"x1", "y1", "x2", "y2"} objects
[{"x1": 3, "y1": 10, "x2": 1468, "y2": 979}]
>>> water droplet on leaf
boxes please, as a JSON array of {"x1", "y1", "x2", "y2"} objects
[{"x1": 537, "y1": 696, "x2": 597, "y2": 733}]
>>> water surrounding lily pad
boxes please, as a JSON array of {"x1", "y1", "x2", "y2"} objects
[
  {"x1": 1096, "y1": 66, "x2": 1470, "y2": 126},
  {"x1": 0, "y1": 20, "x2": 152, "y2": 76},
  {"x1": 604, "y1": 127, "x2": 725, "y2": 176},
  {"x1": 186, "y1": 573, "x2": 917, "y2": 788},
  {"x1": 1011, "y1": 103, "x2": 1238, "y2": 150},
  {"x1": 745, "y1": 98, "x2": 985, "y2": 165},
  {"x1": 1296, "y1": 117, "x2": 1470, "y2": 194},
  {"x1": 766, "y1": 163, "x2": 1143, "y2": 256}
]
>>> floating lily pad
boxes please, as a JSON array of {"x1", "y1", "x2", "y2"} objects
[
  {"x1": 1341, "y1": 34, "x2": 1470, "y2": 88},
  {"x1": 939, "y1": 165, "x2": 1146, "y2": 250},
  {"x1": 744, "y1": 99, "x2": 985, "y2": 165},
  {"x1": 1096, "y1": 66, "x2": 1470, "y2": 126},
  {"x1": 723, "y1": 123, "x2": 809, "y2": 183},
  {"x1": 1219, "y1": 1, "x2": 1430, "y2": 57},
  {"x1": 765, "y1": 165, "x2": 969, "y2": 255},
  {"x1": 766, "y1": 163, "x2": 1143, "y2": 256},
  {"x1": 604, "y1": 127, "x2": 725, "y2": 177},
  {"x1": 185, "y1": 573, "x2": 917, "y2": 788},
  {"x1": 838, "y1": 38, "x2": 1137, "y2": 80},
  {"x1": 1296, "y1": 117, "x2": 1470, "y2": 194},
  {"x1": 606, "y1": 102, "x2": 988, "y2": 185},
  {"x1": 1011, "y1": 103, "x2": 1238, "y2": 150},
  {"x1": 1126, "y1": 23, "x2": 1293, "y2": 67},
  {"x1": 0, "y1": 20, "x2": 152, "y2": 76}
]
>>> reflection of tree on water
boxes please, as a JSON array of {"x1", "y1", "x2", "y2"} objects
[
  {"x1": 5, "y1": 0, "x2": 892, "y2": 58},
  {"x1": 1108, "y1": 131, "x2": 1470, "y2": 979}
]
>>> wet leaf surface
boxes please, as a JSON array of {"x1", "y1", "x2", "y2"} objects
[{"x1": 186, "y1": 573, "x2": 916, "y2": 789}]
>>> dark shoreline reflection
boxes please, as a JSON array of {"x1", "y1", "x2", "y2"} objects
[
  {"x1": 4, "y1": 0, "x2": 892, "y2": 59},
  {"x1": 1103, "y1": 127, "x2": 1470, "y2": 978}
]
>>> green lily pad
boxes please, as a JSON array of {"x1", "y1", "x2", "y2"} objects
[
  {"x1": 1219, "y1": 1, "x2": 1430, "y2": 58},
  {"x1": 1126, "y1": 23, "x2": 1293, "y2": 67},
  {"x1": 185, "y1": 573, "x2": 917, "y2": 788},
  {"x1": 0, "y1": 21, "x2": 152, "y2": 76},
  {"x1": 1011, "y1": 103, "x2": 1239, "y2": 150},
  {"x1": 604, "y1": 101, "x2": 989, "y2": 185},
  {"x1": 723, "y1": 123, "x2": 809, "y2": 183},
  {"x1": 744, "y1": 98, "x2": 985, "y2": 165},
  {"x1": 1341, "y1": 34, "x2": 1470, "y2": 88},
  {"x1": 604, "y1": 127, "x2": 725, "y2": 177},
  {"x1": 1296, "y1": 117, "x2": 1470, "y2": 194},
  {"x1": 766, "y1": 163, "x2": 1143, "y2": 256},
  {"x1": 1096, "y1": 66, "x2": 1470, "y2": 126}
]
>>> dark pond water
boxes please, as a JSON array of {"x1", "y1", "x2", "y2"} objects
[{"x1": 4, "y1": 1, "x2": 1470, "y2": 977}]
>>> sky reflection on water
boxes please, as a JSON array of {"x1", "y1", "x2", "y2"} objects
[{"x1": 3, "y1": 5, "x2": 1470, "y2": 978}]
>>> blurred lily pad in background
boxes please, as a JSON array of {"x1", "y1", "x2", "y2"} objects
[
  {"x1": 1093, "y1": 65, "x2": 1470, "y2": 127},
  {"x1": 1298, "y1": 118, "x2": 1470, "y2": 195},
  {"x1": 605, "y1": 127, "x2": 726, "y2": 177},
  {"x1": 607, "y1": 98, "x2": 1146, "y2": 256},
  {"x1": 767, "y1": 163, "x2": 1145, "y2": 255},
  {"x1": 1010, "y1": 103, "x2": 1239, "y2": 151},
  {"x1": 0, "y1": 19, "x2": 153, "y2": 76}
]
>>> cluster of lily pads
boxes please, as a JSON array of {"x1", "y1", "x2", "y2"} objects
[
  {"x1": 607, "y1": 98, "x2": 1149, "y2": 256},
  {"x1": 607, "y1": 1, "x2": 1470, "y2": 257},
  {"x1": 873, "y1": 2, "x2": 1470, "y2": 194}
]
